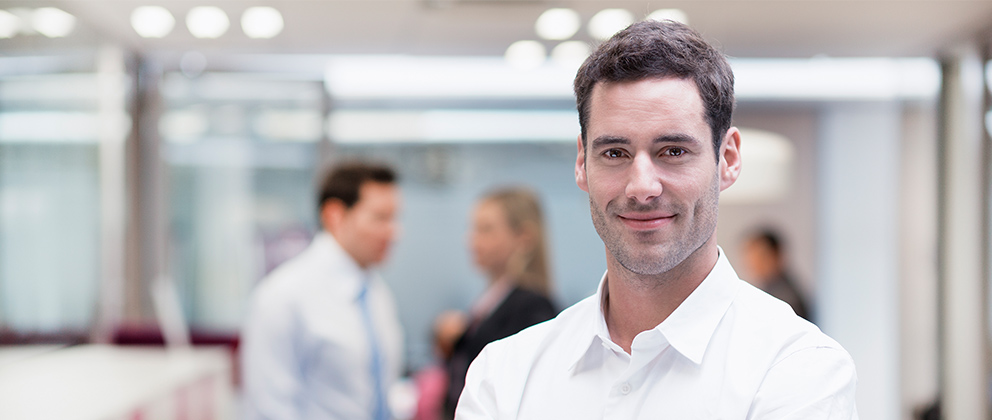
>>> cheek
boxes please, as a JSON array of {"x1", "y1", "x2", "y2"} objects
[
  {"x1": 671, "y1": 167, "x2": 716, "y2": 196},
  {"x1": 584, "y1": 173, "x2": 619, "y2": 202},
  {"x1": 363, "y1": 220, "x2": 391, "y2": 244},
  {"x1": 472, "y1": 235, "x2": 493, "y2": 256}
]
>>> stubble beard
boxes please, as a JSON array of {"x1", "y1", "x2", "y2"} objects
[{"x1": 588, "y1": 177, "x2": 721, "y2": 279}]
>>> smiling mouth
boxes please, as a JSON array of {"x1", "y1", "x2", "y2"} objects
[{"x1": 617, "y1": 213, "x2": 675, "y2": 230}]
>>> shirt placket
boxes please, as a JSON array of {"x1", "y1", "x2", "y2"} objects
[{"x1": 603, "y1": 330, "x2": 669, "y2": 420}]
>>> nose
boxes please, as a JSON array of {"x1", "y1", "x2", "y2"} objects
[{"x1": 625, "y1": 153, "x2": 663, "y2": 203}]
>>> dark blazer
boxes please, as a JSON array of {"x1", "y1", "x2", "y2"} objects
[{"x1": 443, "y1": 286, "x2": 557, "y2": 417}]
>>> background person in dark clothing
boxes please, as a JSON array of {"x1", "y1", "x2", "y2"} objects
[
  {"x1": 741, "y1": 229, "x2": 811, "y2": 321},
  {"x1": 438, "y1": 187, "x2": 558, "y2": 419}
]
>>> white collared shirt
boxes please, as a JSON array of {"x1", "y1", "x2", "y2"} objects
[
  {"x1": 242, "y1": 232, "x2": 404, "y2": 420},
  {"x1": 456, "y1": 250, "x2": 858, "y2": 419}
]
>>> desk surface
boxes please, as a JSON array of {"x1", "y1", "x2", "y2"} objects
[
  {"x1": 0, "y1": 345, "x2": 62, "y2": 370},
  {"x1": 0, "y1": 345, "x2": 231, "y2": 420}
]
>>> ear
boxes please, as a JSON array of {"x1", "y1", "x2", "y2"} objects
[
  {"x1": 719, "y1": 127, "x2": 742, "y2": 191},
  {"x1": 575, "y1": 135, "x2": 589, "y2": 192},
  {"x1": 320, "y1": 199, "x2": 347, "y2": 234}
]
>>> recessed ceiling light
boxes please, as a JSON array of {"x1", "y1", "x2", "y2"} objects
[
  {"x1": 551, "y1": 41, "x2": 590, "y2": 70},
  {"x1": 241, "y1": 7, "x2": 283, "y2": 39},
  {"x1": 588, "y1": 9, "x2": 633, "y2": 41},
  {"x1": 32, "y1": 7, "x2": 75, "y2": 38},
  {"x1": 131, "y1": 6, "x2": 175, "y2": 38},
  {"x1": 505, "y1": 40, "x2": 547, "y2": 70},
  {"x1": 186, "y1": 6, "x2": 229, "y2": 39},
  {"x1": 535, "y1": 8, "x2": 580, "y2": 41},
  {"x1": 0, "y1": 10, "x2": 19, "y2": 38},
  {"x1": 647, "y1": 9, "x2": 688, "y2": 25}
]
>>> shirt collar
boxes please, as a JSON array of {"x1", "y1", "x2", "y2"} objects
[
  {"x1": 311, "y1": 231, "x2": 376, "y2": 301},
  {"x1": 564, "y1": 271, "x2": 619, "y2": 373},
  {"x1": 567, "y1": 247, "x2": 740, "y2": 370},
  {"x1": 657, "y1": 248, "x2": 740, "y2": 364}
]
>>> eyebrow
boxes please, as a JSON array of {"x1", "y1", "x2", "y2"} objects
[
  {"x1": 589, "y1": 136, "x2": 629, "y2": 149},
  {"x1": 653, "y1": 133, "x2": 700, "y2": 144},
  {"x1": 590, "y1": 133, "x2": 701, "y2": 149}
]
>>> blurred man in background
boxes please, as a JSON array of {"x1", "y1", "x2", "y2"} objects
[{"x1": 242, "y1": 162, "x2": 404, "y2": 420}]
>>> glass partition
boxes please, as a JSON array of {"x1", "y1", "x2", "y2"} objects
[
  {"x1": 160, "y1": 72, "x2": 325, "y2": 331},
  {"x1": 0, "y1": 72, "x2": 106, "y2": 338}
]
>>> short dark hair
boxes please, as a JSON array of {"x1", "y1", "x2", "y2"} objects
[
  {"x1": 574, "y1": 20, "x2": 735, "y2": 159},
  {"x1": 752, "y1": 229, "x2": 783, "y2": 256},
  {"x1": 317, "y1": 161, "x2": 397, "y2": 210}
]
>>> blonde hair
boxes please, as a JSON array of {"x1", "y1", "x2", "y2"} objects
[{"x1": 481, "y1": 187, "x2": 553, "y2": 297}]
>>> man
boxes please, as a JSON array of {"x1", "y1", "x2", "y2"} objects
[
  {"x1": 741, "y1": 229, "x2": 811, "y2": 321},
  {"x1": 455, "y1": 20, "x2": 858, "y2": 419},
  {"x1": 242, "y1": 162, "x2": 404, "y2": 420}
]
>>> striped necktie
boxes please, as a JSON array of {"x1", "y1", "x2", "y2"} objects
[{"x1": 357, "y1": 281, "x2": 390, "y2": 420}]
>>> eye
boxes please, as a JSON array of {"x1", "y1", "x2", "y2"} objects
[
  {"x1": 603, "y1": 148, "x2": 625, "y2": 158},
  {"x1": 663, "y1": 147, "x2": 687, "y2": 157}
]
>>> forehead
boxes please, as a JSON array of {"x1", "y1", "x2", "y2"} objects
[
  {"x1": 587, "y1": 77, "x2": 707, "y2": 130},
  {"x1": 356, "y1": 181, "x2": 397, "y2": 205},
  {"x1": 475, "y1": 199, "x2": 506, "y2": 219}
]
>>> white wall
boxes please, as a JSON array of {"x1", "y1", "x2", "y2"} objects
[{"x1": 818, "y1": 102, "x2": 902, "y2": 420}]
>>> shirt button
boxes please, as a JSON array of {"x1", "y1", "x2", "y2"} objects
[{"x1": 619, "y1": 382, "x2": 632, "y2": 395}]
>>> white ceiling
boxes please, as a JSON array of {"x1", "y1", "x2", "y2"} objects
[{"x1": 3, "y1": 0, "x2": 992, "y2": 59}]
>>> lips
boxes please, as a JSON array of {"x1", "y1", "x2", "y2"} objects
[{"x1": 617, "y1": 212, "x2": 675, "y2": 230}]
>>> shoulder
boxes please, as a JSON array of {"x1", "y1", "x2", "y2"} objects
[
  {"x1": 504, "y1": 287, "x2": 556, "y2": 311},
  {"x1": 475, "y1": 293, "x2": 594, "y2": 367},
  {"x1": 729, "y1": 280, "x2": 855, "y2": 378},
  {"x1": 733, "y1": 281, "x2": 830, "y2": 342},
  {"x1": 247, "y1": 248, "x2": 322, "y2": 313},
  {"x1": 458, "y1": 296, "x2": 597, "y2": 417}
]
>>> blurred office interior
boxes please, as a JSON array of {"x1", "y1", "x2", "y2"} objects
[{"x1": 1, "y1": 1, "x2": 991, "y2": 419}]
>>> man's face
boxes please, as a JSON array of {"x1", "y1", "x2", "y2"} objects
[
  {"x1": 575, "y1": 77, "x2": 740, "y2": 276},
  {"x1": 329, "y1": 182, "x2": 400, "y2": 268}
]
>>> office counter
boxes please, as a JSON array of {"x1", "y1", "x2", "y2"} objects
[{"x1": 0, "y1": 345, "x2": 233, "y2": 420}]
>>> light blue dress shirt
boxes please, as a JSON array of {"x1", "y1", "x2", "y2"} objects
[{"x1": 241, "y1": 232, "x2": 404, "y2": 420}]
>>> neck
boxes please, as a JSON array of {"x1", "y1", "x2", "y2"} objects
[
  {"x1": 603, "y1": 240, "x2": 719, "y2": 353},
  {"x1": 326, "y1": 229, "x2": 370, "y2": 269},
  {"x1": 485, "y1": 266, "x2": 508, "y2": 285}
]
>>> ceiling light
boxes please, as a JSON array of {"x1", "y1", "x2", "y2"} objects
[
  {"x1": 504, "y1": 40, "x2": 547, "y2": 70},
  {"x1": 241, "y1": 7, "x2": 283, "y2": 39},
  {"x1": 551, "y1": 41, "x2": 590, "y2": 70},
  {"x1": 588, "y1": 9, "x2": 633, "y2": 40},
  {"x1": 535, "y1": 8, "x2": 580, "y2": 41},
  {"x1": 131, "y1": 6, "x2": 175, "y2": 38},
  {"x1": 186, "y1": 6, "x2": 229, "y2": 39},
  {"x1": 32, "y1": 7, "x2": 75, "y2": 38},
  {"x1": 647, "y1": 9, "x2": 689, "y2": 25},
  {"x1": 0, "y1": 10, "x2": 19, "y2": 38}
]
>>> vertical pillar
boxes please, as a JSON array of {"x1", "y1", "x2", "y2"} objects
[
  {"x1": 129, "y1": 55, "x2": 168, "y2": 324},
  {"x1": 938, "y1": 43, "x2": 990, "y2": 420},
  {"x1": 898, "y1": 100, "x2": 941, "y2": 418},
  {"x1": 92, "y1": 46, "x2": 131, "y2": 342}
]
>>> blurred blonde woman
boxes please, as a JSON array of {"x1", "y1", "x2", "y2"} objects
[{"x1": 439, "y1": 187, "x2": 557, "y2": 418}]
